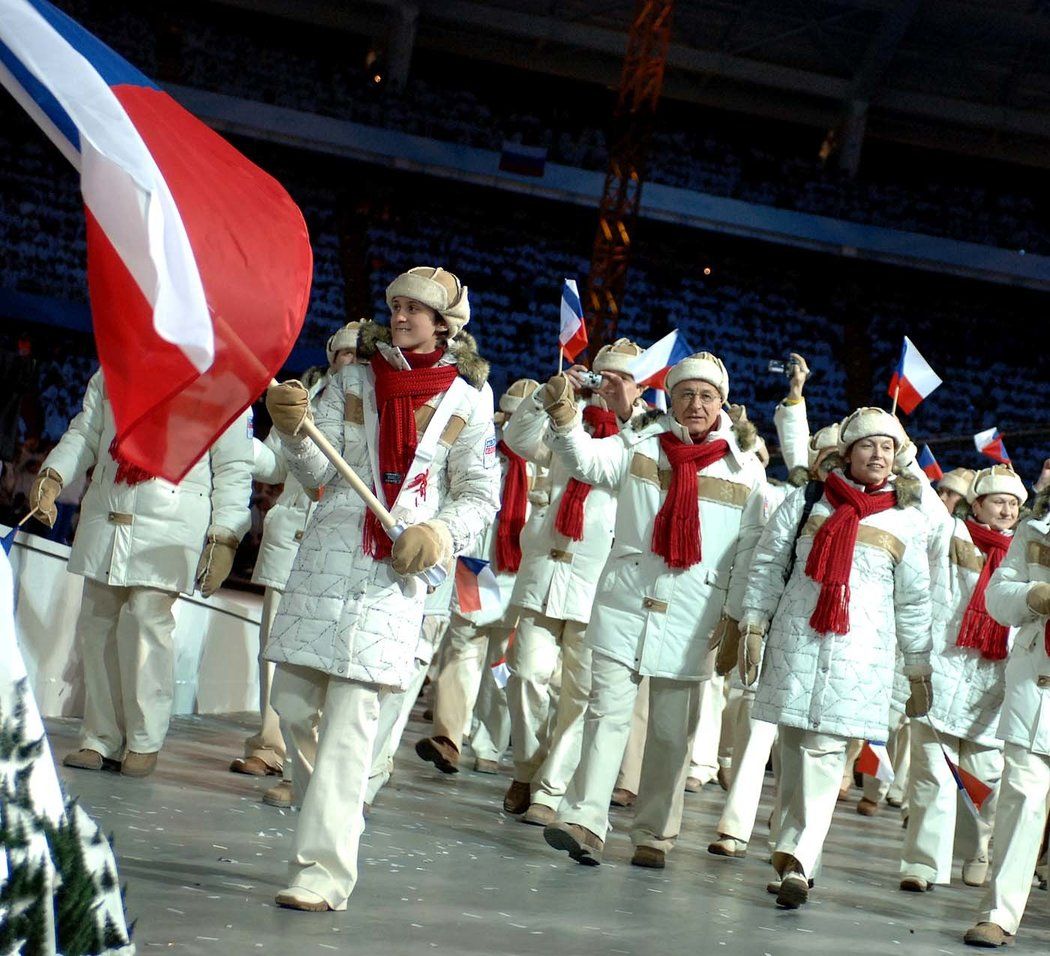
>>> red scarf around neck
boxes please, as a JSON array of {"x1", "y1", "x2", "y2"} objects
[
  {"x1": 554, "y1": 404, "x2": 620, "y2": 540},
  {"x1": 363, "y1": 350, "x2": 458, "y2": 559},
  {"x1": 955, "y1": 520, "x2": 1011, "y2": 660},
  {"x1": 495, "y1": 439, "x2": 528, "y2": 572},
  {"x1": 650, "y1": 431, "x2": 730, "y2": 569},
  {"x1": 805, "y1": 471, "x2": 898, "y2": 635}
]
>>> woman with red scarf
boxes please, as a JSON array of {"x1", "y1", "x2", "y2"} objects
[
  {"x1": 261, "y1": 266, "x2": 499, "y2": 912},
  {"x1": 739, "y1": 407, "x2": 933, "y2": 909},
  {"x1": 540, "y1": 352, "x2": 767, "y2": 870},
  {"x1": 901, "y1": 465, "x2": 1026, "y2": 894}
]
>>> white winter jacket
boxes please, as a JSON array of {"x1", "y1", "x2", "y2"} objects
[
  {"x1": 926, "y1": 513, "x2": 1013, "y2": 747},
  {"x1": 744, "y1": 470, "x2": 933, "y2": 740},
  {"x1": 42, "y1": 371, "x2": 253, "y2": 594},
  {"x1": 265, "y1": 344, "x2": 500, "y2": 689},
  {"x1": 546, "y1": 409, "x2": 766, "y2": 680},
  {"x1": 504, "y1": 394, "x2": 625, "y2": 625},
  {"x1": 986, "y1": 511, "x2": 1050, "y2": 757},
  {"x1": 773, "y1": 400, "x2": 811, "y2": 474}
]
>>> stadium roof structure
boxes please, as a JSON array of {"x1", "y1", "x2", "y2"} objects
[{"x1": 213, "y1": 0, "x2": 1050, "y2": 169}]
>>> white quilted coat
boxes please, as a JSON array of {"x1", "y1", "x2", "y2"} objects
[
  {"x1": 986, "y1": 513, "x2": 1050, "y2": 757},
  {"x1": 547, "y1": 409, "x2": 766, "y2": 681},
  {"x1": 504, "y1": 395, "x2": 622, "y2": 625},
  {"x1": 42, "y1": 371, "x2": 253, "y2": 594},
  {"x1": 265, "y1": 350, "x2": 500, "y2": 689},
  {"x1": 250, "y1": 378, "x2": 327, "y2": 591},
  {"x1": 744, "y1": 471, "x2": 933, "y2": 740},
  {"x1": 926, "y1": 512, "x2": 1013, "y2": 748},
  {"x1": 772, "y1": 400, "x2": 811, "y2": 473},
  {"x1": 455, "y1": 426, "x2": 537, "y2": 627}
]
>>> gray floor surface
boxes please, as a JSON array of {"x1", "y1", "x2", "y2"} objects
[{"x1": 46, "y1": 710, "x2": 1049, "y2": 956}]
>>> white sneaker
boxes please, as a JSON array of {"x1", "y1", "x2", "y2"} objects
[{"x1": 962, "y1": 856, "x2": 989, "y2": 887}]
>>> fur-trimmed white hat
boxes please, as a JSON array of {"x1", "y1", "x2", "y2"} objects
[
  {"x1": 808, "y1": 422, "x2": 841, "y2": 470},
  {"x1": 326, "y1": 320, "x2": 364, "y2": 367},
  {"x1": 937, "y1": 467, "x2": 976, "y2": 499},
  {"x1": 665, "y1": 351, "x2": 729, "y2": 401},
  {"x1": 967, "y1": 464, "x2": 1028, "y2": 505},
  {"x1": 592, "y1": 337, "x2": 643, "y2": 376},
  {"x1": 499, "y1": 378, "x2": 540, "y2": 415},
  {"x1": 836, "y1": 407, "x2": 906, "y2": 455},
  {"x1": 386, "y1": 266, "x2": 471, "y2": 339}
]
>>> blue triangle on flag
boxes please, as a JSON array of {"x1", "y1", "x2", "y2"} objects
[{"x1": 1, "y1": 525, "x2": 17, "y2": 557}]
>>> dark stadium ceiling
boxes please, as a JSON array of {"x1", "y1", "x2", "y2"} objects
[{"x1": 210, "y1": 0, "x2": 1050, "y2": 166}]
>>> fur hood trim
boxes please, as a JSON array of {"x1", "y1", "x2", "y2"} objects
[
  {"x1": 825, "y1": 459, "x2": 920, "y2": 509},
  {"x1": 787, "y1": 465, "x2": 811, "y2": 488},
  {"x1": 360, "y1": 323, "x2": 489, "y2": 389},
  {"x1": 1032, "y1": 488, "x2": 1050, "y2": 521},
  {"x1": 732, "y1": 418, "x2": 757, "y2": 452}
]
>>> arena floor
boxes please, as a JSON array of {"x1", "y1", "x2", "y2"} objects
[{"x1": 47, "y1": 709, "x2": 1049, "y2": 956}]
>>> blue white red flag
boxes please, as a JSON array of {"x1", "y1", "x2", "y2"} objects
[
  {"x1": 856, "y1": 741, "x2": 894, "y2": 783},
  {"x1": 455, "y1": 556, "x2": 502, "y2": 616},
  {"x1": 0, "y1": 0, "x2": 312, "y2": 482},
  {"x1": 888, "y1": 336, "x2": 942, "y2": 414},
  {"x1": 499, "y1": 141, "x2": 547, "y2": 178},
  {"x1": 974, "y1": 426, "x2": 1010, "y2": 464},
  {"x1": 627, "y1": 329, "x2": 694, "y2": 390},
  {"x1": 490, "y1": 656, "x2": 511, "y2": 689},
  {"x1": 918, "y1": 444, "x2": 943, "y2": 481},
  {"x1": 943, "y1": 749, "x2": 993, "y2": 819},
  {"x1": 559, "y1": 278, "x2": 588, "y2": 362}
]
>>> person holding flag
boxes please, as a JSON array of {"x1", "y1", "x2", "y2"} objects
[
  {"x1": 738, "y1": 407, "x2": 933, "y2": 909},
  {"x1": 262, "y1": 266, "x2": 499, "y2": 912},
  {"x1": 963, "y1": 484, "x2": 1050, "y2": 947},
  {"x1": 900, "y1": 465, "x2": 1027, "y2": 894},
  {"x1": 30, "y1": 373, "x2": 254, "y2": 778},
  {"x1": 539, "y1": 351, "x2": 766, "y2": 869},
  {"x1": 500, "y1": 338, "x2": 645, "y2": 823},
  {"x1": 415, "y1": 378, "x2": 541, "y2": 775}
]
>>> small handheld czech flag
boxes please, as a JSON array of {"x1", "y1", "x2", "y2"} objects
[
  {"x1": 974, "y1": 427, "x2": 1010, "y2": 465},
  {"x1": 454, "y1": 556, "x2": 503, "y2": 616},
  {"x1": 917, "y1": 444, "x2": 943, "y2": 481},
  {"x1": 627, "y1": 329, "x2": 694, "y2": 390},
  {"x1": 559, "y1": 278, "x2": 588, "y2": 363},
  {"x1": 856, "y1": 741, "x2": 894, "y2": 783},
  {"x1": 888, "y1": 337, "x2": 942, "y2": 415}
]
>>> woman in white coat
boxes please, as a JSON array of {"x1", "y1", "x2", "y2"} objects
[
  {"x1": 30, "y1": 371, "x2": 253, "y2": 778},
  {"x1": 262, "y1": 266, "x2": 499, "y2": 913},
  {"x1": 900, "y1": 465, "x2": 1027, "y2": 893},
  {"x1": 963, "y1": 490, "x2": 1050, "y2": 948},
  {"x1": 740, "y1": 407, "x2": 933, "y2": 909},
  {"x1": 540, "y1": 352, "x2": 767, "y2": 869}
]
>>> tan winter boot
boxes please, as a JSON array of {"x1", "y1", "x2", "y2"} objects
[
  {"x1": 522, "y1": 803, "x2": 557, "y2": 827},
  {"x1": 708, "y1": 834, "x2": 748, "y2": 858},
  {"x1": 120, "y1": 751, "x2": 158, "y2": 777},
  {"x1": 275, "y1": 886, "x2": 332, "y2": 912},
  {"x1": 263, "y1": 780, "x2": 295, "y2": 808},
  {"x1": 415, "y1": 736, "x2": 460, "y2": 774},
  {"x1": 963, "y1": 922, "x2": 1014, "y2": 947},
  {"x1": 631, "y1": 846, "x2": 666, "y2": 869},
  {"x1": 962, "y1": 855, "x2": 990, "y2": 887},
  {"x1": 503, "y1": 779, "x2": 531, "y2": 814},
  {"x1": 63, "y1": 749, "x2": 118, "y2": 772},
  {"x1": 543, "y1": 821, "x2": 604, "y2": 866}
]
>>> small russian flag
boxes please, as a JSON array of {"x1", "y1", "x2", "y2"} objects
[
  {"x1": 455, "y1": 556, "x2": 503, "y2": 616},
  {"x1": 490, "y1": 657, "x2": 511, "y2": 689},
  {"x1": 943, "y1": 750, "x2": 993, "y2": 818},
  {"x1": 627, "y1": 329, "x2": 695, "y2": 390},
  {"x1": 888, "y1": 337, "x2": 942, "y2": 415},
  {"x1": 498, "y1": 141, "x2": 547, "y2": 178},
  {"x1": 974, "y1": 426, "x2": 1010, "y2": 464},
  {"x1": 917, "y1": 444, "x2": 943, "y2": 481},
  {"x1": 856, "y1": 741, "x2": 894, "y2": 783},
  {"x1": 559, "y1": 278, "x2": 588, "y2": 363},
  {"x1": 1, "y1": 525, "x2": 17, "y2": 557}
]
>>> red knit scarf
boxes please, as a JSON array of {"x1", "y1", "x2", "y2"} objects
[
  {"x1": 650, "y1": 431, "x2": 730, "y2": 569},
  {"x1": 805, "y1": 471, "x2": 898, "y2": 635},
  {"x1": 109, "y1": 437, "x2": 153, "y2": 485},
  {"x1": 955, "y1": 520, "x2": 1011, "y2": 660},
  {"x1": 554, "y1": 405, "x2": 620, "y2": 540},
  {"x1": 363, "y1": 350, "x2": 458, "y2": 559},
  {"x1": 495, "y1": 439, "x2": 528, "y2": 572}
]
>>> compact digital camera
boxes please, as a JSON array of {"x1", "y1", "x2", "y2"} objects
[{"x1": 576, "y1": 370, "x2": 604, "y2": 389}]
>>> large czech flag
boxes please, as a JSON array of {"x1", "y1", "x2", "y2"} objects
[{"x1": 0, "y1": 0, "x2": 312, "y2": 482}]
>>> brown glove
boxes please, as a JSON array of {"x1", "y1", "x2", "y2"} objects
[
  {"x1": 391, "y1": 521, "x2": 450, "y2": 576},
  {"x1": 540, "y1": 374, "x2": 576, "y2": 428},
  {"x1": 710, "y1": 615, "x2": 742, "y2": 677},
  {"x1": 738, "y1": 622, "x2": 765, "y2": 687},
  {"x1": 905, "y1": 675, "x2": 933, "y2": 718},
  {"x1": 196, "y1": 529, "x2": 240, "y2": 597},
  {"x1": 265, "y1": 380, "x2": 311, "y2": 436},
  {"x1": 1026, "y1": 582, "x2": 1050, "y2": 616},
  {"x1": 29, "y1": 467, "x2": 63, "y2": 528}
]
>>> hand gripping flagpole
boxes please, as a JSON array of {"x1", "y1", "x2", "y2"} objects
[{"x1": 269, "y1": 379, "x2": 446, "y2": 587}]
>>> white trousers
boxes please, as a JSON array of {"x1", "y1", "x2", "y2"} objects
[
  {"x1": 775, "y1": 727, "x2": 849, "y2": 877},
  {"x1": 270, "y1": 662, "x2": 382, "y2": 910},
  {"x1": 978, "y1": 742, "x2": 1050, "y2": 934},
  {"x1": 900, "y1": 720, "x2": 1002, "y2": 884},
  {"x1": 615, "y1": 677, "x2": 650, "y2": 795},
  {"x1": 469, "y1": 631, "x2": 512, "y2": 762},
  {"x1": 506, "y1": 610, "x2": 587, "y2": 794},
  {"x1": 433, "y1": 613, "x2": 513, "y2": 749},
  {"x1": 560, "y1": 654, "x2": 701, "y2": 852},
  {"x1": 77, "y1": 578, "x2": 178, "y2": 757},
  {"x1": 717, "y1": 716, "x2": 779, "y2": 844},
  {"x1": 243, "y1": 586, "x2": 286, "y2": 770},
  {"x1": 689, "y1": 666, "x2": 727, "y2": 782}
]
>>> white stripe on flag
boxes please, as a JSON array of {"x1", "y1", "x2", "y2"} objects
[
  {"x1": 559, "y1": 278, "x2": 583, "y2": 346},
  {"x1": 901, "y1": 336, "x2": 942, "y2": 398}
]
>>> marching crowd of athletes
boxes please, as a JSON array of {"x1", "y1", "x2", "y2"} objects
[{"x1": 30, "y1": 265, "x2": 1050, "y2": 947}]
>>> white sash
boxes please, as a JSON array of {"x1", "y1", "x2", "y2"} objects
[{"x1": 361, "y1": 367, "x2": 479, "y2": 525}]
